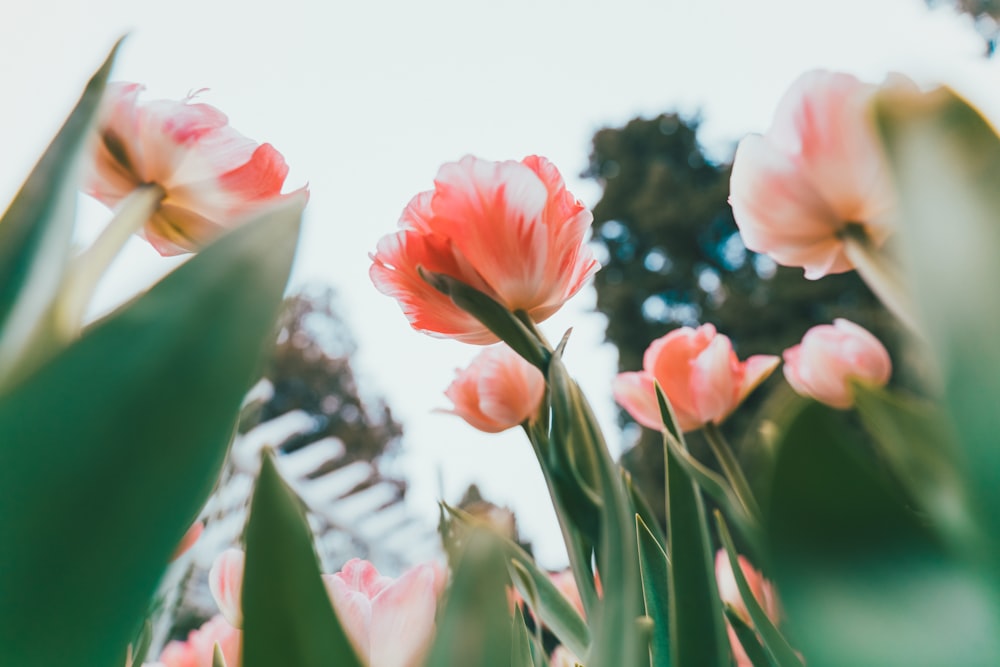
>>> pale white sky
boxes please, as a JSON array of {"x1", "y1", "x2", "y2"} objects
[{"x1": 0, "y1": 0, "x2": 992, "y2": 566}]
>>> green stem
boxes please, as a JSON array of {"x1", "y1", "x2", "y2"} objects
[
  {"x1": 52, "y1": 184, "x2": 165, "y2": 339},
  {"x1": 521, "y1": 422, "x2": 601, "y2": 617},
  {"x1": 702, "y1": 422, "x2": 763, "y2": 524},
  {"x1": 841, "y1": 226, "x2": 921, "y2": 333}
]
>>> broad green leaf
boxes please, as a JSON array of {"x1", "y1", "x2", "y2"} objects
[
  {"x1": 716, "y1": 512, "x2": 802, "y2": 667},
  {"x1": 0, "y1": 42, "x2": 120, "y2": 382},
  {"x1": 876, "y1": 87, "x2": 1000, "y2": 548},
  {"x1": 662, "y1": 427, "x2": 760, "y2": 552},
  {"x1": 852, "y1": 382, "x2": 980, "y2": 553},
  {"x1": 656, "y1": 386, "x2": 739, "y2": 667},
  {"x1": 444, "y1": 503, "x2": 591, "y2": 657},
  {"x1": 426, "y1": 531, "x2": 512, "y2": 667},
  {"x1": 724, "y1": 606, "x2": 770, "y2": 667},
  {"x1": 242, "y1": 452, "x2": 362, "y2": 667},
  {"x1": 653, "y1": 382, "x2": 760, "y2": 549},
  {"x1": 636, "y1": 515, "x2": 671, "y2": 667},
  {"x1": 766, "y1": 402, "x2": 1000, "y2": 666},
  {"x1": 664, "y1": 417, "x2": 729, "y2": 666},
  {"x1": 548, "y1": 355, "x2": 646, "y2": 667},
  {"x1": 0, "y1": 196, "x2": 304, "y2": 667}
]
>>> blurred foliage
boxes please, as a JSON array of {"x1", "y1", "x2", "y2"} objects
[
  {"x1": 582, "y1": 114, "x2": 904, "y2": 525},
  {"x1": 263, "y1": 287, "x2": 403, "y2": 466}
]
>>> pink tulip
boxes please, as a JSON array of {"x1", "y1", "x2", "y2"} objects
[
  {"x1": 85, "y1": 83, "x2": 301, "y2": 256},
  {"x1": 783, "y1": 318, "x2": 891, "y2": 409},
  {"x1": 370, "y1": 155, "x2": 599, "y2": 344},
  {"x1": 209, "y1": 548, "x2": 245, "y2": 628},
  {"x1": 715, "y1": 550, "x2": 781, "y2": 667},
  {"x1": 156, "y1": 615, "x2": 241, "y2": 667},
  {"x1": 730, "y1": 70, "x2": 908, "y2": 279},
  {"x1": 613, "y1": 324, "x2": 779, "y2": 432},
  {"x1": 323, "y1": 559, "x2": 446, "y2": 667},
  {"x1": 443, "y1": 345, "x2": 545, "y2": 433}
]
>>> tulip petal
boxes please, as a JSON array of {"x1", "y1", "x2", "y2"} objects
[
  {"x1": 209, "y1": 549, "x2": 245, "y2": 628},
  {"x1": 369, "y1": 565, "x2": 441, "y2": 667},
  {"x1": 612, "y1": 371, "x2": 664, "y2": 430}
]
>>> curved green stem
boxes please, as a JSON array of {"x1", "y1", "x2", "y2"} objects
[
  {"x1": 841, "y1": 225, "x2": 921, "y2": 333},
  {"x1": 52, "y1": 184, "x2": 165, "y2": 339},
  {"x1": 702, "y1": 422, "x2": 762, "y2": 524}
]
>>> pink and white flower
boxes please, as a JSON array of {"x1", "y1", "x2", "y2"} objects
[
  {"x1": 730, "y1": 70, "x2": 910, "y2": 279},
  {"x1": 370, "y1": 155, "x2": 599, "y2": 344},
  {"x1": 208, "y1": 548, "x2": 245, "y2": 628},
  {"x1": 783, "y1": 318, "x2": 892, "y2": 408},
  {"x1": 443, "y1": 344, "x2": 545, "y2": 433},
  {"x1": 715, "y1": 550, "x2": 781, "y2": 667},
  {"x1": 85, "y1": 82, "x2": 301, "y2": 256},
  {"x1": 155, "y1": 615, "x2": 241, "y2": 667},
  {"x1": 323, "y1": 559, "x2": 446, "y2": 667},
  {"x1": 614, "y1": 324, "x2": 779, "y2": 432}
]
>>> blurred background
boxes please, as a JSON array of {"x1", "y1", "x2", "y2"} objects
[{"x1": 1, "y1": 0, "x2": 997, "y2": 642}]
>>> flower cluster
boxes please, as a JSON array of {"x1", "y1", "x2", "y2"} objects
[{"x1": 148, "y1": 553, "x2": 445, "y2": 667}]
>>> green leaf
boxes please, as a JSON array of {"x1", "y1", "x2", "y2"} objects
[
  {"x1": 852, "y1": 382, "x2": 979, "y2": 552},
  {"x1": 624, "y1": 469, "x2": 667, "y2": 555},
  {"x1": 0, "y1": 41, "x2": 120, "y2": 382},
  {"x1": 242, "y1": 452, "x2": 362, "y2": 667},
  {"x1": 724, "y1": 606, "x2": 770, "y2": 667},
  {"x1": 512, "y1": 605, "x2": 534, "y2": 667},
  {"x1": 876, "y1": 87, "x2": 1000, "y2": 548},
  {"x1": 444, "y1": 503, "x2": 591, "y2": 657},
  {"x1": 766, "y1": 402, "x2": 1000, "y2": 666},
  {"x1": 716, "y1": 512, "x2": 802, "y2": 667},
  {"x1": 664, "y1": 417, "x2": 729, "y2": 666},
  {"x1": 213, "y1": 643, "x2": 229, "y2": 667},
  {"x1": 0, "y1": 196, "x2": 304, "y2": 667},
  {"x1": 547, "y1": 355, "x2": 646, "y2": 667},
  {"x1": 426, "y1": 531, "x2": 513, "y2": 667},
  {"x1": 662, "y1": 427, "x2": 761, "y2": 553},
  {"x1": 636, "y1": 515, "x2": 671, "y2": 667}
]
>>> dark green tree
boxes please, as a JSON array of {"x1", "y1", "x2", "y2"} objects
[
  {"x1": 263, "y1": 287, "x2": 403, "y2": 466},
  {"x1": 583, "y1": 114, "x2": 903, "y2": 525}
]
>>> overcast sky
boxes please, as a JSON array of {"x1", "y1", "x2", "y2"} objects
[{"x1": 0, "y1": 0, "x2": 993, "y2": 567}]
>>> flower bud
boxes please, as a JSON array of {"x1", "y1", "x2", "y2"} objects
[
  {"x1": 783, "y1": 318, "x2": 891, "y2": 408},
  {"x1": 443, "y1": 345, "x2": 545, "y2": 433}
]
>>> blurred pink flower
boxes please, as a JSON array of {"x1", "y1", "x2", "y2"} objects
[
  {"x1": 730, "y1": 70, "x2": 907, "y2": 279},
  {"x1": 550, "y1": 646, "x2": 581, "y2": 667},
  {"x1": 85, "y1": 82, "x2": 301, "y2": 256},
  {"x1": 370, "y1": 155, "x2": 599, "y2": 343},
  {"x1": 613, "y1": 324, "x2": 779, "y2": 432},
  {"x1": 715, "y1": 550, "x2": 781, "y2": 667},
  {"x1": 783, "y1": 318, "x2": 891, "y2": 409},
  {"x1": 209, "y1": 548, "x2": 245, "y2": 628},
  {"x1": 323, "y1": 558, "x2": 447, "y2": 667},
  {"x1": 156, "y1": 615, "x2": 241, "y2": 667},
  {"x1": 443, "y1": 345, "x2": 545, "y2": 433}
]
